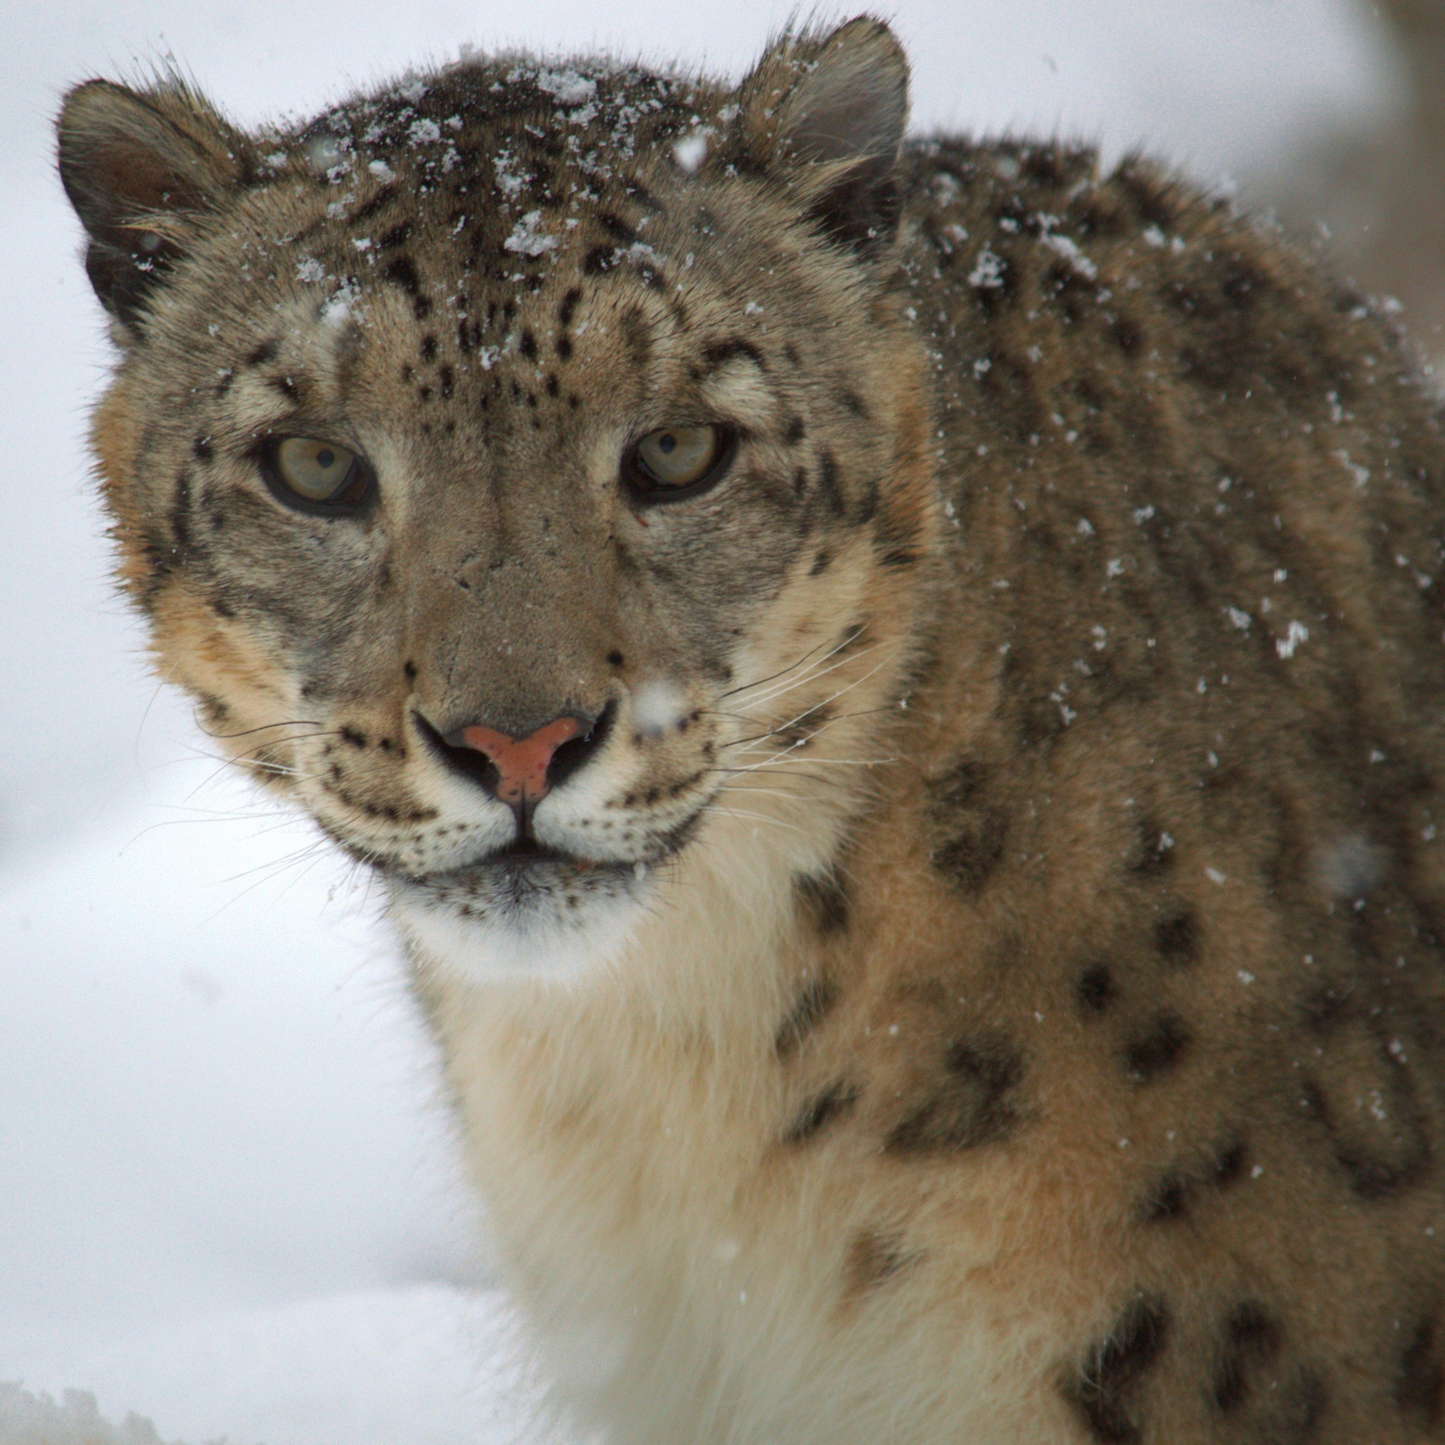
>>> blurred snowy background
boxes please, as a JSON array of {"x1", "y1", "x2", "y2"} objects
[{"x1": 0, "y1": 1, "x2": 1439, "y2": 1441}]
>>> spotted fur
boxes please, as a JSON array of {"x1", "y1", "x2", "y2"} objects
[{"x1": 58, "y1": 14, "x2": 1445, "y2": 1444}]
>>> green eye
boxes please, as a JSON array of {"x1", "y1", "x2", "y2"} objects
[
  {"x1": 265, "y1": 436, "x2": 374, "y2": 513},
  {"x1": 629, "y1": 425, "x2": 731, "y2": 497}
]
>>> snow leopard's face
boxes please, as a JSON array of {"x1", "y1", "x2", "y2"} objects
[{"x1": 59, "y1": 24, "x2": 936, "y2": 979}]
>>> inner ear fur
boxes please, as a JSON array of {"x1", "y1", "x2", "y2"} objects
[
  {"x1": 736, "y1": 17, "x2": 910, "y2": 255},
  {"x1": 56, "y1": 78, "x2": 252, "y2": 333}
]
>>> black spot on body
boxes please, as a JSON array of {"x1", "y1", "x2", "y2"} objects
[
  {"x1": 1130, "y1": 821, "x2": 1174, "y2": 877},
  {"x1": 519, "y1": 328, "x2": 537, "y2": 359},
  {"x1": 774, "y1": 978, "x2": 840, "y2": 1058},
  {"x1": 784, "y1": 1080, "x2": 859, "y2": 1144},
  {"x1": 1077, "y1": 962, "x2": 1117, "y2": 1015},
  {"x1": 170, "y1": 470, "x2": 192, "y2": 555},
  {"x1": 420, "y1": 333, "x2": 437, "y2": 361},
  {"x1": 1064, "y1": 1296, "x2": 1170, "y2": 1444},
  {"x1": 1154, "y1": 909, "x2": 1198, "y2": 964},
  {"x1": 246, "y1": 339, "x2": 278, "y2": 368},
  {"x1": 1212, "y1": 1302, "x2": 1283, "y2": 1415},
  {"x1": 558, "y1": 287, "x2": 580, "y2": 325},
  {"x1": 439, "y1": 365, "x2": 454, "y2": 398},
  {"x1": 795, "y1": 873, "x2": 849, "y2": 937},
  {"x1": 784, "y1": 417, "x2": 806, "y2": 445},
  {"x1": 1143, "y1": 1173, "x2": 1186, "y2": 1223},
  {"x1": 934, "y1": 812, "x2": 1007, "y2": 894},
  {"x1": 818, "y1": 451, "x2": 846, "y2": 517},
  {"x1": 844, "y1": 1229, "x2": 909, "y2": 1298},
  {"x1": 1398, "y1": 1316, "x2": 1444, "y2": 1427},
  {"x1": 379, "y1": 220, "x2": 412, "y2": 249},
  {"x1": 886, "y1": 1035, "x2": 1023, "y2": 1154},
  {"x1": 1213, "y1": 1136, "x2": 1247, "y2": 1188},
  {"x1": 192, "y1": 436, "x2": 213, "y2": 463},
  {"x1": 1124, "y1": 1012, "x2": 1191, "y2": 1084}
]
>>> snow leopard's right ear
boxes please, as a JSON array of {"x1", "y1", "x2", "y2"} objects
[
  {"x1": 736, "y1": 17, "x2": 910, "y2": 258},
  {"x1": 57, "y1": 78, "x2": 251, "y2": 337}
]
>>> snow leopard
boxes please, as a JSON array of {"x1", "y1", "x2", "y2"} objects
[{"x1": 57, "y1": 15, "x2": 1445, "y2": 1443}]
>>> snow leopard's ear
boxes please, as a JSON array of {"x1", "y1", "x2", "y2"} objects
[
  {"x1": 57, "y1": 78, "x2": 251, "y2": 337},
  {"x1": 737, "y1": 17, "x2": 910, "y2": 256}
]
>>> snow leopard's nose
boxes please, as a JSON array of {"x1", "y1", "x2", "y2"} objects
[{"x1": 418, "y1": 705, "x2": 612, "y2": 806}]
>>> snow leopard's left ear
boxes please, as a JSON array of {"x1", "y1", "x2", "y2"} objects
[
  {"x1": 57, "y1": 77, "x2": 252, "y2": 338},
  {"x1": 737, "y1": 17, "x2": 910, "y2": 256}
]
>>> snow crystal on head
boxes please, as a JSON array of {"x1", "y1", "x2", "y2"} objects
[
  {"x1": 631, "y1": 679, "x2": 687, "y2": 738},
  {"x1": 536, "y1": 69, "x2": 597, "y2": 107},
  {"x1": 504, "y1": 210, "x2": 558, "y2": 258},
  {"x1": 320, "y1": 281, "x2": 361, "y2": 329}
]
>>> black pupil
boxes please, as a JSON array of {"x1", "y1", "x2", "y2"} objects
[
  {"x1": 316, "y1": 448, "x2": 335, "y2": 468},
  {"x1": 658, "y1": 434, "x2": 676, "y2": 454}
]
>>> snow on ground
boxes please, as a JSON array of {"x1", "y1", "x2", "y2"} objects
[{"x1": 0, "y1": 3, "x2": 1402, "y2": 1442}]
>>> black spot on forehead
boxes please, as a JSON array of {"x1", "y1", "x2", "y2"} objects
[
  {"x1": 700, "y1": 337, "x2": 766, "y2": 375},
  {"x1": 583, "y1": 245, "x2": 618, "y2": 276},
  {"x1": 348, "y1": 183, "x2": 398, "y2": 225},
  {"x1": 379, "y1": 220, "x2": 412, "y2": 249},
  {"x1": 246, "y1": 338, "x2": 279, "y2": 368},
  {"x1": 595, "y1": 211, "x2": 638, "y2": 244}
]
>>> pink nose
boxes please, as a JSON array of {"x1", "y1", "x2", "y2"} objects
[{"x1": 445, "y1": 716, "x2": 588, "y2": 805}]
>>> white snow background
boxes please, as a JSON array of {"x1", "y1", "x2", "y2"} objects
[{"x1": 0, "y1": 2, "x2": 1405, "y2": 1441}]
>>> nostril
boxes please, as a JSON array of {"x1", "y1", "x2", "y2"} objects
[
  {"x1": 546, "y1": 701, "x2": 614, "y2": 794},
  {"x1": 413, "y1": 713, "x2": 501, "y2": 795}
]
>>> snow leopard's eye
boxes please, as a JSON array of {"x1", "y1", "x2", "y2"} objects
[
  {"x1": 263, "y1": 436, "x2": 375, "y2": 515},
  {"x1": 625, "y1": 425, "x2": 733, "y2": 501}
]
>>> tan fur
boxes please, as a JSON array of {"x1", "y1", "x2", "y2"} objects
[{"x1": 57, "y1": 16, "x2": 1445, "y2": 1444}]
